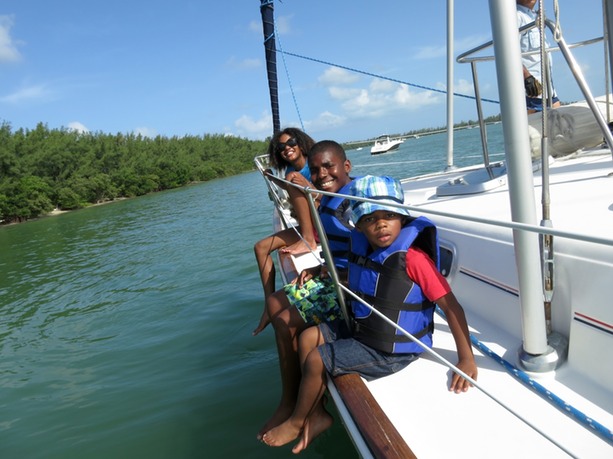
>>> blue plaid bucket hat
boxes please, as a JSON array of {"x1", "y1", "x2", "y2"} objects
[{"x1": 349, "y1": 175, "x2": 410, "y2": 224}]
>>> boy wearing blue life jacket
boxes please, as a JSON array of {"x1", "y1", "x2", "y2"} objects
[
  {"x1": 256, "y1": 140, "x2": 357, "y2": 440},
  {"x1": 262, "y1": 175, "x2": 478, "y2": 453}
]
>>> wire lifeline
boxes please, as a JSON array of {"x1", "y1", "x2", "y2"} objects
[
  {"x1": 254, "y1": 160, "x2": 324, "y2": 263},
  {"x1": 339, "y1": 284, "x2": 576, "y2": 457},
  {"x1": 279, "y1": 49, "x2": 500, "y2": 105},
  {"x1": 265, "y1": 170, "x2": 611, "y2": 454}
]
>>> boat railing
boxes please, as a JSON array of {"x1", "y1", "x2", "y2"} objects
[
  {"x1": 456, "y1": 17, "x2": 613, "y2": 163},
  {"x1": 255, "y1": 152, "x2": 613, "y2": 275},
  {"x1": 255, "y1": 167, "x2": 613, "y2": 451},
  {"x1": 254, "y1": 154, "x2": 292, "y2": 215}
]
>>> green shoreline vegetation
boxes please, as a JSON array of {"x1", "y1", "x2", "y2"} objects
[
  {"x1": 0, "y1": 121, "x2": 268, "y2": 224},
  {"x1": 0, "y1": 115, "x2": 502, "y2": 224}
]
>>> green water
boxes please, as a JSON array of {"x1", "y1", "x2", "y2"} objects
[
  {"x1": 0, "y1": 172, "x2": 359, "y2": 459},
  {"x1": 0, "y1": 125, "x2": 505, "y2": 458}
]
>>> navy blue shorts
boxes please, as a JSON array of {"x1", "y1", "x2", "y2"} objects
[
  {"x1": 526, "y1": 95, "x2": 560, "y2": 111},
  {"x1": 317, "y1": 320, "x2": 419, "y2": 382}
]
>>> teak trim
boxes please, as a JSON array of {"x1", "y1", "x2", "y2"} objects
[{"x1": 333, "y1": 374, "x2": 417, "y2": 459}]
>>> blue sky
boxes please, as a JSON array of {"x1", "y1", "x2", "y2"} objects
[{"x1": 0, "y1": 1, "x2": 606, "y2": 142}]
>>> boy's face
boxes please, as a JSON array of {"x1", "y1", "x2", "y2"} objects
[
  {"x1": 308, "y1": 150, "x2": 352, "y2": 193},
  {"x1": 356, "y1": 211, "x2": 403, "y2": 249}
]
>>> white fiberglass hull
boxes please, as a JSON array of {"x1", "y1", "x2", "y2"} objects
[{"x1": 354, "y1": 149, "x2": 613, "y2": 457}]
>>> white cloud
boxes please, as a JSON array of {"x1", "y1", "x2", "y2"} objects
[
  {"x1": 454, "y1": 78, "x2": 477, "y2": 96},
  {"x1": 248, "y1": 20, "x2": 261, "y2": 34},
  {"x1": 234, "y1": 111, "x2": 272, "y2": 139},
  {"x1": 0, "y1": 84, "x2": 53, "y2": 104},
  {"x1": 67, "y1": 121, "x2": 89, "y2": 134},
  {"x1": 0, "y1": 15, "x2": 21, "y2": 63},
  {"x1": 134, "y1": 127, "x2": 157, "y2": 138},
  {"x1": 275, "y1": 15, "x2": 292, "y2": 36},
  {"x1": 328, "y1": 86, "x2": 364, "y2": 102},
  {"x1": 435, "y1": 78, "x2": 479, "y2": 97},
  {"x1": 318, "y1": 67, "x2": 360, "y2": 86},
  {"x1": 320, "y1": 69, "x2": 441, "y2": 119},
  {"x1": 304, "y1": 111, "x2": 346, "y2": 132},
  {"x1": 414, "y1": 35, "x2": 491, "y2": 60}
]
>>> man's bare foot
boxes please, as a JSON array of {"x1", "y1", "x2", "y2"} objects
[
  {"x1": 252, "y1": 310, "x2": 270, "y2": 336},
  {"x1": 279, "y1": 239, "x2": 317, "y2": 255},
  {"x1": 291, "y1": 405, "x2": 333, "y2": 454},
  {"x1": 262, "y1": 418, "x2": 303, "y2": 447},
  {"x1": 256, "y1": 403, "x2": 293, "y2": 440}
]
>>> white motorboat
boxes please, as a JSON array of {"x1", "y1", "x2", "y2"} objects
[
  {"x1": 256, "y1": 1, "x2": 613, "y2": 457},
  {"x1": 370, "y1": 135, "x2": 404, "y2": 155}
]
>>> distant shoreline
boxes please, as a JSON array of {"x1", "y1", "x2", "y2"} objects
[{"x1": 1, "y1": 198, "x2": 129, "y2": 227}]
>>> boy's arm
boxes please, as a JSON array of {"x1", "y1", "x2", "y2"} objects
[{"x1": 435, "y1": 292, "x2": 478, "y2": 393}]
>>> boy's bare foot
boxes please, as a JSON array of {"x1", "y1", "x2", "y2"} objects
[
  {"x1": 261, "y1": 418, "x2": 303, "y2": 447},
  {"x1": 256, "y1": 403, "x2": 293, "y2": 440},
  {"x1": 291, "y1": 405, "x2": 333, "y2": 454},
  {"x1": 252, "y1": 310, "x2": 270, "y2": 336},
  {"x1": 279, "y1": 239, "x2": 317, "y2": 256}
]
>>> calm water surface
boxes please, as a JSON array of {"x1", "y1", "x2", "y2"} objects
[{"x1": 0, "y1": 126, "x2": 504, "y2": 458}]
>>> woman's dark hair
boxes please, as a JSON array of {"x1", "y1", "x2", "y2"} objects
[{"x1": 267, "y1": 127, "x2": 316, "y2": 171}]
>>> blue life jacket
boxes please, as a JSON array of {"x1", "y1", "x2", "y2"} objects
[
  {"x1": 348, "y1": 216, "x2": 439, "y2": 354},
  {"x1": 318, "y1": 180, "x2": 355, "y2": 269}
]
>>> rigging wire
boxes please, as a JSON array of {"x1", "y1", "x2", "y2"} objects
[
  {"x1": 278, "y1": 49, "x2": 501, "y2": 105},
  {"x1": 274, "y1": 27, "x2": 306, "y2": 132}
]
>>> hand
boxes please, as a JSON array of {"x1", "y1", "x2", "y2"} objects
[
  {"x1": 524, "y1": 75, "x2": 542, "y2": 98},
  {"x1": 294, "y1": 266, "x2": 322, "y2": 287},
  {"x1": 449, "y1": 357, "x2": 478, "y2": 394},
  {"x1": 285, "y1": 172, "x2": 310, "y2": 188}
]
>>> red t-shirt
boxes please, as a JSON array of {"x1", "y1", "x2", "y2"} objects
[{"x1": 405, "y1": 247, "x2": 450, "y2": 302}]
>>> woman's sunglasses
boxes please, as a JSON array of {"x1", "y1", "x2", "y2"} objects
[{"x1": 276, "y1": 137, "x2": 298, "y2": 153}]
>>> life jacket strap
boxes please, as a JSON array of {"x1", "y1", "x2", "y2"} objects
[
  {"x1": 356, "y1": 292, "x2": 434, "y2": 312},
  {"x1": 355, "y1": 321, "x2": 434, "y2": 345},
  {"x1": 349, "y1": 252, "x2": 406, "y2": 280}
]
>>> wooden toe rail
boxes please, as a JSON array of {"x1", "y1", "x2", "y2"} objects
[{"x1": 333, "y1": 374, "x2": 417, "y2": 459}]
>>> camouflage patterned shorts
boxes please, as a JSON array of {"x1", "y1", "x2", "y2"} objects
[{"x1": 284, "y1": 276, "x2": 343, "y2": 325}]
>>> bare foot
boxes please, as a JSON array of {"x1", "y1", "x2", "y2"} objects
[
  {"x1": 279, "y1": 239, "x2": 317, "y2": 255},
  {"x1": 262, "y1": 418, "x2": 303, "y2": 447},
  {"x1": 256, "y1": 403, "x2": 293, "y2": 440},
  {"x1": 252, "y1": 310, "x2": 270, "y2": 336},
  {"x1": 292, "y1": 405, "x2": 333, "y2": 454}
]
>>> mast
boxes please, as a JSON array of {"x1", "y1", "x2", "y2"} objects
[
  {"x1": 260, "y1": 0, "x2": 281, "y2": 135},
  {"x1": 488, "y1": 0, "x2": 560, "y2": 372}
]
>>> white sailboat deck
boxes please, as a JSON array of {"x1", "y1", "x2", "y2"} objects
[
  {"x1": 365, "y1": 310, "x2": 612, "y2": 458},
  {"x1": 356, "y1": 148, "x2": 613, "y2": 458}
]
